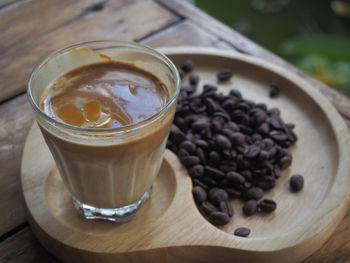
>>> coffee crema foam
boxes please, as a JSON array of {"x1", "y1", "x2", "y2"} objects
[{"x1": 40, "y1": 61, "x2": 169, "y2": 128}]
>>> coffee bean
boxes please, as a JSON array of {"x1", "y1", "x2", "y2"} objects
[
  {"x1": 195, "y1": 139, "x2": 209, "y2": 148},
  {"x1": 189, "y1": 74, "x2": 200, "y2": 85},
  {"x1": 229, "y1": 88, "x2": 242, "y2": 99},
  {"x1": 196, "y1": 148, "x2": 206, "y2": 164},
  {"x1": 226, "y1": 171, "x2": 245, "y2": 185},
  {"x1": 201, "y1": 201, "x2": 218, "y2": 214},
  {"x1": 203, "y1": 177, "x2": 218, "y2": 188},
  {"x1": 219, "y1": 200, "x2": 234, "y2": 217},
  {"x1": 208, "y1": 188, "x2": 229, "y2": 205},
  {"x1": 234, "y1": 227, "x2": 250, "y2": 237},
  {"x1": 209, "y1": 211, "x2": 230, "y2": 225},
  {"x1": 245, "y1": 187, "x2": 264, "y2": 201},
  {"x1": 258, "y1": 199, "x2": 277, "y2": 213},
  {"x1": 180, "y1": 140, "x2": 196, "y2": 153},
  {"x1": 193, "y1": 179, "x2": 209, "y2": 191},
  {"x1": 193, "y1": 186, "x2": 207, "y2": 203},
  {"x1": 205, "y1": 166, "x2": 225, "y2": 180},
  {"x1": 269, "y1": 83, "x2": 281, "y2": 98},
  {"x1": 192, "y1": 118, "x2": 209, "y2": 133},
  {"x1": 290, "y1": 174, "x2": 304, "y2": 192},
  {"x1": 216, "y1": 134, "x2": 232, "y2": 149},
  {"x1": 243, "y1": 200, "x2": 257, "y2": 216},
  {"x1": 180, "y1": 59, "x2": 194, "y2": 73},
  {"x1": 181, "y1": 155, "x2": 200, "y2": 168},
  {"x1": 244, "y1": 145, "x2": 260, "y2": 159},
  {"x1": 209, "y1": 151, "x2": 221, "y2": 164},
  {"x1": 230, "y1": 132, "x2": 246, "y2": 145},
  {"x1": 279, "y1": 156, "x2": 292, "y2": 170},
  {"x1": 189, "y1": 164, "x2": 204, "y2": 178},
  {"x1": 217, "y1": 68, "x2": 233, "y2": 82},
  {"x1": 270, "y1": 130, "x2": 288, "y2": 141}
]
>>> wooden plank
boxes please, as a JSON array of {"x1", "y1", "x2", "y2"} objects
[
  {"x1": 0, "y1": 0, "x2": 180, "y2": 103},
  {"x1": 0, "y1": 94, "x2": 34, "y2": 236},
  {"x1": 141, "y1": 20, "x2": 232, "y2": 49},
  {"x1": 156, "y1": 0, "x2": 350, "y2": 121},
  {"x1": 0, "y1": 226, "x2": 59, "y2": 262}
]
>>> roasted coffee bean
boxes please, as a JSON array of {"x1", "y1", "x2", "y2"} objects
[
  {"x1": 209, "y1": 211, "x2": 230, "y2": 225},
  {"x1": 201, "y1": 201, "x2": 218, "y2": 214},
  {"x1": 234, "y1": 227, "x2": 250, "y2": 237},
  {"x1": 241, "y1": 170, "x2": 253, "y2": 181},
  {"x1": 217, "y1": 68, "x2": 233, "y2": 82},
  {"x1": 230, "y1": 132, "x2": 246, "y2": 145},
  {"x1": 203, "y1": 177, "x2": 218, "y2": 188},
  {"x1": 245, "y1": 187, "x2": 264, "y2": 200},
  {"x1": 189, "y1": 74, "x2": 200, "y2": 85},
  {"x1": 258, "y1": 199, "x2": 277, "y2": 213},
  {"x1": 196, "y1": 148, "x2": 206, "y2": 164},
  {"x1": 226, "y1": 171, "x2": 245, "y2": 185},
  {"x1": 189, "y1": 164, "x2": 204, "y2": 178},
  {"x1": 193, "y1": 179, "x2": 209, "y2": 191},
  {"x1": 258, "y1": 122, "x2": 270, "y2": 135},
  {"x1": 180, "y1": 140, "x2": 196, "y2": 153},
  {"x1": 180, "y1": 59, "x2": 194, "y2": 73},
  {"x1": 268, "y1": 107, "x2": 280, "y2": 116},
  {"x1": 178, "y1": 68, "x2": 184, "y2": 78},
  {"x1": 192, "y1": 118, "x2": 209, "y2": 132},
  {"x1": 181, "y1": 155, "x2": 200, "y2": 168},
  {"x1": 253, "y1": 110, "x2": 268, "y2": 124},
  {"x1": 286, "y1": 123, "x2": 295, "y2": 129},
  {"x1": 178, "y1": 148, "x2": 189, "y2": 157},
  {"x1": 193, "y1": 186, "x2": 207, "y2": 203},
  {"x1": 205, "y1": 166, "x2": 225, "y2": 180},
  {"x1": 216, "y1": 134, "x2": 232, "y2": 149},
  {"x1": 219, "y1": 200, "x2": 234, "y2": 217},
  {"x1": 209, "y1": 151, "x2": 221, "y2": 164},
  {"x1": 290, "y1": 174, "x2": 304, "y2": 192},
  {"x1": 243, "y1": 200, "x2": 257, "y2": 216},
  {"x1": 269, "y1": 83, "x2": 281, "y2": 98},
  {"x1": 208, "y1": 188, "x2": 229, "y2": 205},
  {"x1": 244, "y1": 145, "x2": 260, "y2": 159},
  {"x1": 279, "y1": 156, "x2": 292, "y2": 170},
  {"x1": 195, "y1": 139, "x2": 209, "y2": 148},
  {"x1": 268, "y1": 117, "x2": 282, "y2": 130},
  {"x1": 229, "y1": 88, "x2": 242, "y2": 99},
  {"x1": 270, "y1": 130, "x2": 288, "y2": 141}
]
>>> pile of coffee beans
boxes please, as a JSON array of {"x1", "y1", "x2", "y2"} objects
[{"x1": 167, "y1": 60, "x2": 303, "y2": 237}]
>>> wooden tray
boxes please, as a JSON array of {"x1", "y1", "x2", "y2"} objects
[{"x1": 21, "y1": 47, "x2": 350, "y2": 263}]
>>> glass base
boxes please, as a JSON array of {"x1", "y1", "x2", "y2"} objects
[{"x1": 73, "y1": 186, "x2": 153, "y2": 222}]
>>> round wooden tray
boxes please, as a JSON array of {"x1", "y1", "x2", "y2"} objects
[{"x1": 21, "y1": 47, "x2": 350, "y2": 263}]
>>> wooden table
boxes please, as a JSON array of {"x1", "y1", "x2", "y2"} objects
[{"x1": 1, "y1": 0, "x2": 350, "y2": 262}]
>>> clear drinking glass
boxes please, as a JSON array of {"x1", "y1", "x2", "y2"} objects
[{"x1": 27, "y1": 41, "x2": 180, "y2": 222}]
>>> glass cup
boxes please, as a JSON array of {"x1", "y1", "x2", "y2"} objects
[{"x1": 27, "y1": 41, "x2": 180, "y2": 222}]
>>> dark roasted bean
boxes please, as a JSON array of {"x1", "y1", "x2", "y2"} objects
[
  {"x1": 219, "y1": 200, "x2": 234, "y2": 217},
  {"x1": 196, "y1": 148, "x2": 206, "y2": 164},
  {"x1": 279, "y1": 156, "x2": 292, "y2": 170},
  {"x1": 217, "y1": 68, "x2": 233, "y2": 82},
  {"x1": 269, "y1": 83, "x2": 281, "y2": 98},
  {"x1": 245, "y1": 187, "x2": 264, "y2": 201},
  {"x1": 189, "y1": 74, "x2": 200, "y2": 85},
  {"x1": 205, "y1": 166, "x2": 225, "y2": 180},
  {"x1": 258, "y1": 199, "x2": 277, "y2": 213},
  {"x1": 290, "y1": 174, "x2": 304, "y2": 192},
  {"x1": 180, "y1": 59, "x2": 194, "y2": 73},
  {"x1": 201, "y1": 201, "x2": 218, "y2": 214},
  {"x1": 216, "y1": 134, "x2": 232, "y2": 149},
  {"x1": 243, "y1": 200, "x2": 257, "y2": 216},
  {"x1": 189, "y1": 164, "x2": 204, "y2": 178},
  {"x1": 193, "y1": 186, "x2": 207, "y2": 203},
  {"x1": 226, "y1": 171, "x2": 245, "y2": 185},
  {"x1": 195, "y1": 139, "x2": 209, "y2": 148},
  {"x1": 270, "y1": 130, "x2": 288, "y2": 141},
  {"x1": 244, "y1": 145, "x2": 260, "y2": 158},
  {"x1": 209, "y1": 211, "x2": 230, "y2": 225},
  {"x1": 234, "y1": 227, "x2": 250, "y2": 237},
  {"x1": 203, "y1": 177, "x2": 218, "y2": 187},
  {"x1": 193, "y1": 179, "x2": 209, "y2": 191},
  {"x1": 225, "y1": 188, "x2": 241, "y2": 198},
  {"x1": 181, "y1": 155, "x2": 200, "y2": 168},
  {"x1": 230, "y1": 132, "x2": 246, "y2": 145},
  {"x1": 208, "y1": 188, "x2": 229, "y2": 205},
  {"x1": 180, "y1": 140, "x2": 196, "y2": 153},
  {"x1": 229, "y1": 88, "x2": 242, "y2": 99}
]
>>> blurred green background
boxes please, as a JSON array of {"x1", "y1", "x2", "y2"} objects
[{"x1": 187, "y1": 0, "x2": 350, "y2": 96}]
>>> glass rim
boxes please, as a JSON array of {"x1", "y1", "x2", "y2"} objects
[{"x1": 27, "y1": 40, "x2": 180, "y2": 133}]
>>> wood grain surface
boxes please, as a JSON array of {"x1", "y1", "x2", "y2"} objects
[{"x1": 1, "y1": 0, "x2": 350, "y2": 262}]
